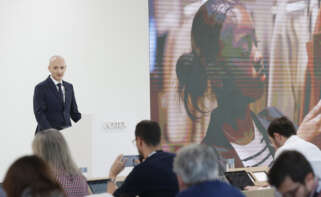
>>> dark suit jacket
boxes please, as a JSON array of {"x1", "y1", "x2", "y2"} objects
[{"x1": 33, "y1": 76, "x2": 81, "y2": 132}]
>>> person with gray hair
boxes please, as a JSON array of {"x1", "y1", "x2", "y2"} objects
[
  {"x1": 33, "y1": 129, "x2": 89, "y2": 197},
  {"x1": 174, "y1": 144, "x2": 244, "y2": 197}
]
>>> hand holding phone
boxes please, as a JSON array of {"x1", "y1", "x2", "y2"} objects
[{"x1": 122, "y1": 155, "x2": 140, "y2": 167}]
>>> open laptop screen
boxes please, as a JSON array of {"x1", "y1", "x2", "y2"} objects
[{"x1": 87, "y1": 179, "x2": 110, "y2": 194}]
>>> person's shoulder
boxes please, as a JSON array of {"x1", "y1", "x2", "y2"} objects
[
  {"x1": 177, "y1": 181, "x2": 244, "y2": 197},
  {"x1": 216, "y1": 181, "x2": 244, "y2": 196},
  {"x1": 35, "y1": 78, "x2": 50, "y2": 89},
  {"x1": 148, "y1": 151, "x2": 176, "y2": 163},
  {"x1": 289, "y1": 135, "x2": 316, "y2": 148},
  {"x1": 134, "y1": 151, "x2": 175, "y2": 170},
  {"x1": 62, "y1": 80, "x2": 73, "y2": 87},
  {"x1": 299, "y1": 137, "x2": 321, "y2": 152},
  {"x1": 159, "y1": 151, "x2": 176, "y2": 158}
]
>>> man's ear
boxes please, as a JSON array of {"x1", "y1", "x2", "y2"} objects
[
  {"x1": 304, "y1": 172, "x2": 315, "y2": 191},
  {"x1": 177, "y1": 175, "x2": 188, "y2": 191},
  {"x1": 136, "y1": 137, "x2": 143, "y2": 146},
  {"x1": 273, "y1": 133, "x2": 281, "y2": 140}
]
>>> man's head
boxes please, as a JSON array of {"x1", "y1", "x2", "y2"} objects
[
  {"x1": 268, "y1": 151, "x2": 315, "y2": 197},
  {"x1": 268, "y1": 116, "x2": 296, "y2": 149},
  {"x1": 173, "y1": 144, "x2": 220, "y2": 191},
  {"x1": 48, "y1": 55, "x2": 66, "y2": 82},
  {"x1": 134, "y1": 120, "x2": 161, "y2": 158}
]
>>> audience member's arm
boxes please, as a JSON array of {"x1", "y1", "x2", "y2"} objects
[
  {"x1": 297, "y1": 100, "x2": 321, "y2": 141},
  {"x1": 88, "y1": 185, "x2": 93, "y2": 194},
  {"x1": 107, "y1": 155, "x2": 126, "y2": 194}
]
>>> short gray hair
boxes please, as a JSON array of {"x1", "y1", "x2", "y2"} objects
[
  {"x1": 173, "y1": 144, "x2": 220, "y2": 185},
  {"x1": 32, "y1": 129, "x2": 80, "y2": 176}
]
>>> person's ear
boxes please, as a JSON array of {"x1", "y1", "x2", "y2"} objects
[
  {"x1": 136, "y1": 137, "x2": 143, "y2": 147},
  {"x1": 273, "y1": 133, "x2": 281, "y2": 140},
  {"x1": 177, "y1": 175, "x2": 188, "y2": 191},
  {"x1": 304, "y1": 172, "x2": 315, "y2": 191}
]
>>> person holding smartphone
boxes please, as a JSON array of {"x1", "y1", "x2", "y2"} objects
[{"x1": 107, "y1": 120, "x2": 179, "y2": 197}]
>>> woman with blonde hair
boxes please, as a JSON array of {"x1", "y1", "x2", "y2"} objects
[{"x1": 33, "y1": 129, "x2": 89, "y2": 197}]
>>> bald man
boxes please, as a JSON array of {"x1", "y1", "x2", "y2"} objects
[{"x1": 33, "y1": 56, "x2": 81, "y2": 133}]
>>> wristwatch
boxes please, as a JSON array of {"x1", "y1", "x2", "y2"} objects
[{"x1": 109, "y1": 177, "x2": 117, "y2": 185}]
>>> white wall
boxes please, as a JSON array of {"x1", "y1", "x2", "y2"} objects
[{"x1": 0, "y1": 0, "x2": 149, "y2": 180}]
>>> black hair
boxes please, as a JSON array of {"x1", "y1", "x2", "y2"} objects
[
  {"x1": 135, "y1": 120, "x2": 161, "y2": 146},
  {"x1": 267, "y1": 116, "x2": 296, "y2": 138},
  {"x1": 176, "y1": 0, "x2": 239, "y2": 119},
  {"x1": 268, "y1": 151, "x2": 314, "y2": 188}
]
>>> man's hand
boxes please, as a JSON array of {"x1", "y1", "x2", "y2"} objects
[
  {"x1": 297, "y1": 100, "x2": 321, "y2": 141},
  {"x1": 109, "y1": 154, "x2": 126, "y2": 179}
]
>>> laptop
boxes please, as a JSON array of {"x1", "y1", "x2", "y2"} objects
[
  {"x1": 87, "y1": 179, "x2": 110, "y2": 194},
  {"x1": 224, "y1": 171, "x2": 255, "y2": 190}
]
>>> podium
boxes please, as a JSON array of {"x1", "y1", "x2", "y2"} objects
[
  {"x1": 61, "y1": 114, "x2": 93, "y2": 177},
  {"x1": 61, "y1": 114, "x2": 138, "y2": 179}
]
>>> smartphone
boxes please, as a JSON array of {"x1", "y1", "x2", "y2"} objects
[{"x1": 122, "y1": 155, "x2": 140, "y2": 167}]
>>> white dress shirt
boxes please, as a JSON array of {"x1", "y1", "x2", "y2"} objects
[
  {"x1": 50, "y1": 75, "x2": 65, "y2": 103},
  {"x1": 275, "y1": 135, "x2": 321, "y2": 177}
]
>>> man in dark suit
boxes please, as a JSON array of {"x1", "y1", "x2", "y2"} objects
[{"x1": 33, "y1": 55, "x2": 81, "y2": 133}]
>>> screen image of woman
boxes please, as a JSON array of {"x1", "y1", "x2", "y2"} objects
[{"x1": 175, "y1": 0, "x2": 276, "y2": 167}]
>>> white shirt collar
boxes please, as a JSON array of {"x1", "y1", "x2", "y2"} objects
[
  {"x1": 147, "y1": 151, "x2": 157, "y2": 158},
  {"x1": 283, "y1": 135, "x2": 299, "y2": 145},
  {"x1": 50, "y1": 75, "x2": 63, "y2": 85}
]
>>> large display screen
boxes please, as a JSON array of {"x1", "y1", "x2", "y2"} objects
[{"x1": 149, "y1": 0, "x2": 321, "y2": 167}]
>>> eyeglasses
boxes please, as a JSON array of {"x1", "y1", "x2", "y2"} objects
[{"x1": 131, "y1": 139, "x2": 136, "y2": 145}]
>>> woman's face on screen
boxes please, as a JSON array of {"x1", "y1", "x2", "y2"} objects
[{"x1": 218, "y1": 6, "x2": 265, "y2": 101}]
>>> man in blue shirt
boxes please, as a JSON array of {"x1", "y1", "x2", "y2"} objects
[
  {"x1": 107, "y1": 120, "x2": 179, "y2": 197},
  {"x1": 173, "y1": 144, "x2": 245, "y2": 197}
]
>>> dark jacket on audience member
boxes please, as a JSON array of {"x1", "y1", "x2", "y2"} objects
[
  {"x1": 176, "y1": 180, "x2": 245, "y2": 197},
  {"x1": 113, "y1": 150, "x2": 179, "y2": 197}
]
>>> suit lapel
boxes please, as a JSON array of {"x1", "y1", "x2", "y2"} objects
[{"x1": 46, "y1": 76, "x2": 59, "y2": 99}]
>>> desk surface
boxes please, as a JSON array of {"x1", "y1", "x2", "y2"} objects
[{"x1": 243, "y1": 187, "x2": 275, "y2": 197}]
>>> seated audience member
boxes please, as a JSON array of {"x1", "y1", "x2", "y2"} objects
[
  {"x1": 173, "y1": 144, "x2": 245, "y2": 197},
  {"x1": 3, "y1": 155, "x2": 66, "y2": 197},
  {"x1": 107, "y1": 120, "x2": 179, "y2": 197},
  {"x1": 32, "y1": 129, "x2": 89, "y2": 197},
  {"x1": 268, "y1": 117, "x2": 321, "y2": 171},
  {"x1": 268, "y1": 150, "x2": 321, "y2": 197}
]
